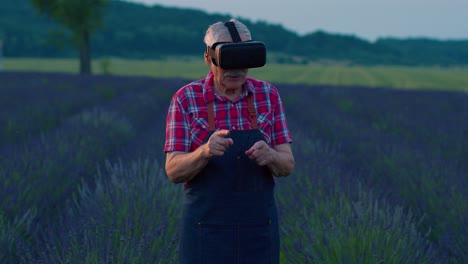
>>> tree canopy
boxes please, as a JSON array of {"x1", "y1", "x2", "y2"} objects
[{"x1": 30, "y1": 0, "x2": 110, "y2": 74}]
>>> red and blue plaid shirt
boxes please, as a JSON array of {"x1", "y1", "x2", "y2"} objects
[{"x1": 164, "y1": 71, "x2": 292, "y2": 153}]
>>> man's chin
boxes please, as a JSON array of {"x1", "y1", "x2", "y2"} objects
[
  {"x1": 229, "y1": 81, "x2": 245, "y2": 88},
  {"x1": 222, "y1": 81, "x2": 245, "y2": 90}
]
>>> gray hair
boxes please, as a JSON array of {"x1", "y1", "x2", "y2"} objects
[{"x1": 204, "y1": 18, "x2": 252, "y2": 47}]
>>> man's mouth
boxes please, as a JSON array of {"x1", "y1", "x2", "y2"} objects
[{"x1": 224, "y1": 71, "x2": 245, "y2": 78}]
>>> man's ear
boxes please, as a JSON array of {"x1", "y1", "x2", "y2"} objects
[{"x1": 204, "y1": 53, "x2": 211, "y2": 66}]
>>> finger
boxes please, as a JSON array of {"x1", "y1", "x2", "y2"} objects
[
  {"x1": 215, "y1": 138, "x2": 232, "y2": 149},
  {"x1": 246, "y1": 141, "x2": 264, "y2": 156},
  {"x1": 245, "y1": 147, "x2": 255, "y2": 156},
  {"x1": 216, "y1": 130, "x2": 234, "y2": 148},
  {"x1": 214, "y1": 129, "x2": 230, "y2": 138},
  {"x1": 211, "y1": 149, "x2": 225, "y2": 156},
  {"x1": 211, "y1": 139, "x2": 228, "y2": 151},
  {"x1": 211, "y1": 130, "x2": 231, "y2": 147},
  {"x1": 208, "y1": 143, "x2": 227, "y2": 157},
  {"x1": 254, "y1": 140, "x2": 267, "y2": 150}
]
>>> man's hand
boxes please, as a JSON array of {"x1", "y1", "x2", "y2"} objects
[
  {"x1": 165, "y1": 130, "x2": 235, "y2": 183},
  {"x1": 245, "y1": 141, "x2": 295, "y2": 176},
  {"x1": 245, "y1": 140, "x2": 274, "y2": 166},
  {"x1": 203, "y1": 129, "x2": 234, "y2": 158}
]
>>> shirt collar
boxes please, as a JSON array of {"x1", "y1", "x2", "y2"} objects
[{"x1": 203, "y1": 70, "x2": 254, "y2": 104}]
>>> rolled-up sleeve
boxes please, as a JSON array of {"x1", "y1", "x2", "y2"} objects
[{"x1": 164, "y1": 92, "x2": 191, "y2": 153}]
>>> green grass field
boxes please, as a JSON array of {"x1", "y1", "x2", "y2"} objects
[{"x1": 2, "y1": 57, "x2": 467, "y2": 91}]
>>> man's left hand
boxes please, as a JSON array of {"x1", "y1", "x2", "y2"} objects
[{"x1": 245, "y1": 140, "x2": 275, "y2": 166}]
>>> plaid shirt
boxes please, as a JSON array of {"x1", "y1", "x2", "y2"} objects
[{"x1": 164, "y1": 71, "x2": 292, "y2": 153}]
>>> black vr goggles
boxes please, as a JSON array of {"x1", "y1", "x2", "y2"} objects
[{"x1": 206, "y1": 21, "x2": 266, "y2": 69}]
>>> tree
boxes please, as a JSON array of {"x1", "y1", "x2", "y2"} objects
[{"x1": 30, "y1": 0, "x2": 110, "y2": 74}]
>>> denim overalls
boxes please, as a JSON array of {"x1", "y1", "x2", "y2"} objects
[{"x1": 179, "y1": 93, "x2": 279, "y2": 264}]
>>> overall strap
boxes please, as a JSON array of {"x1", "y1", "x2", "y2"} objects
[
  {"x1": 206, "y1": 92, "x2": 258, "y2": 131},
  {"x1": 207, "y1": 100, "x2": 216, "y2": 131},
  {"x1": 247, "y1": 93, "x2": 258, "y2": 129}
]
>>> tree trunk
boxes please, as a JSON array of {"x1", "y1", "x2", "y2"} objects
[{"x1": 80, "y1": 30, "x2": 91, "y2": 74}]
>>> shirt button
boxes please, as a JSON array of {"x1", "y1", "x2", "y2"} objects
[{"x1": 232, "y1": 126, "x2": 236, "y2": 130}]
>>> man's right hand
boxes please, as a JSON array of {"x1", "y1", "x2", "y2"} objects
[
  {"x1": 203, "y1": 129, "x2": 234, "y2": 158},
  {"x1": 166, "y1": 130, "x2": 234, "y2": 183}
]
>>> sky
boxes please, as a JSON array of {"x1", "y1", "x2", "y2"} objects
[{"x1": 126, "y1": 0, "x2": 468, "y2": 41}]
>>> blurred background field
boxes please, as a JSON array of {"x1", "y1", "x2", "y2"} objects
[
  {"x1": 0, "y1": 70, "x2": 466, "y2": 263},
  {"x1": 2, "y1": 57, "x2": 468, "y2": 92}
]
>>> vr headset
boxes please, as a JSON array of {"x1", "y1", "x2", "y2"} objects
[{"x1": 206, "y1": 21, "x2": 266, "y2": 69}]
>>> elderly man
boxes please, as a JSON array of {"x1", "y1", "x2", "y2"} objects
[{"x1": 164, "y1": 18, "x2": 295, "y2": 264}]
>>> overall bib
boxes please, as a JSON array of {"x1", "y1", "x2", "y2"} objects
[{"x1": 179, "y1": 94, "x2": 279, "y2": 264}]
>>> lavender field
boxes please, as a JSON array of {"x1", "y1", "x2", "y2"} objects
[{"x1": 1, "y1": 71, "x2": 466, "y2": 263}]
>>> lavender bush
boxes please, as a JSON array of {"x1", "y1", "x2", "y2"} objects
[
  {"x1": 0, "y1": 71, "x2": 147, "y2": 148},
  {"x1": 275, "y1": 132, "x2": 440, "y2": 263},
  {"x1": 0, "y1": 108, "x2": 136, "y2": 264},
  {"x1": 280, "y1": 84, "x2": 467, "y2": 262},
  {"x1": 37, "y1": 159, "x2": 182, "y2": 263},
  {"x1": 280, "y1": 185, "x2": 438, "y2": 263},
  {"x1": 0, "y1": 209, "x2": 36, "y2": 263}
]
